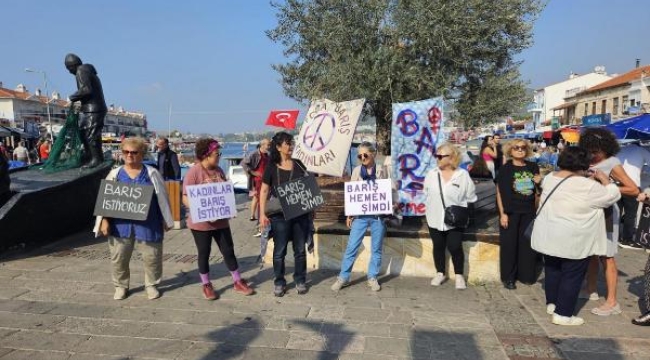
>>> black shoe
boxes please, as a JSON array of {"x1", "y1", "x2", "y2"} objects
[
  {"x1": 503, "y1": 281, "x2": 517, "y2": 290},
  {"x1": 632, "y1": 311, "x2": 650, "y2": 326},
  {"x1": 619, "y1": 239, "x2": 645, "y2": 250}
]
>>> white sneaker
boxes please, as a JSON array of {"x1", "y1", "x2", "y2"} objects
[
  {"x1": 546, "y1": 303, "x2": 556, "y2": 315},
  {"x1": 330, "y1": 277, "x2": 349, "y2": 292},
  {"x1": 552, "y1": 314, "x2": 584, "y2": 326},
  {"x1": 367, "y1": 278, "x2": 381, "y2": 292},
  {"x1": 114, "y1": 287, "x2": 127, "y2": 300},
  {"x1": 578, "y1": 291, "x2": 599, "y2": 301},
  {"x1": 455, "y1": 275, "x2": 466, "y2": 290},
  {"x1": 431, "y1": 273, "x2": 446, "y2": 286},
  {"x1": 253, "y1": 232, "x2": 262, "y2": 237},
  {"x1": 146, "y1": 286, "x2": 160, "y2": 300}
]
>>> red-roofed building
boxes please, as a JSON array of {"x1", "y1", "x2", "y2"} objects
[{"x1": 553, "y1": 64, "x2": 650, "y2": 124}]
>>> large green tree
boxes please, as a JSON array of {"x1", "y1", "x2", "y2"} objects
[{"x1": 268, "y1": 0, "x2": 543, "y2": 154}]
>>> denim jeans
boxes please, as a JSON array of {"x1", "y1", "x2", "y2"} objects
[
  {"x1": 339, "y1": 216, "x2": 386, "y2": 281},
  {"x1": 271, "y1": 214, "x2": 309, "y2": 286}
]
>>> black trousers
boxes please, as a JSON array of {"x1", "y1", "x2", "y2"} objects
[
  {"x1": 191, "y1": 228, "x2": 239, "y2": 274},
  {"x1": 619, "y1": 194, "x2": 640, "y2": 242},
  {"x1": 271, "y1": 214, "x2": 309, "y2": 287},
  {"x1": 499, "y1": 212, "x2": 538, "y2": 283},
  {"x1": 544, "y1": 255, "x2": 589, "y2": 317},
  {"x1": 428, "y1": 227, "x2": 465, "y2": 275}
]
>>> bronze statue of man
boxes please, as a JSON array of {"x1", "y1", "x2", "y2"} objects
[{"x1": 65, "y1": 53, "x2": 107, "y2": 168}]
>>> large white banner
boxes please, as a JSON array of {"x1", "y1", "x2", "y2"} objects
[
  {"x1": 186, "y1": 182, "x2": 237, "y2": 222},
  {"x1": 344, "y1": 179, "x2": 393, "y2": 216},
  {"x1": 292, "y1": 98, "x2": 365, "y2": 176},
  {"x1": 391, "y1": 97, "x2": 445, "y2": 216}
]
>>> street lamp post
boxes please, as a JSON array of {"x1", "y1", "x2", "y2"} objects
[{"x1": 25, "y1": 68, "x2": 54, "y2": 141}]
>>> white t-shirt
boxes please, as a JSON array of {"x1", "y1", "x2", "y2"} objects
[
  {"x1": 13, "y1": 145, "x2": 28, "y2": 160},
  {"x1": 616, "y1": 144, "x2": 650, "y2": 187}
]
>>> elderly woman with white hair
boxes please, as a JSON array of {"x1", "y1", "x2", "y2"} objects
[
  {"x1": 424, "y1": 143, "x2": 477, "y2": 289},
  {"x1": 95, "y1": 137, "x2": 174, "y2": 300}
]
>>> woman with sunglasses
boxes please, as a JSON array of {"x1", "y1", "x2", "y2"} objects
[
  {"x1": 259, "y1": 132, "x2": 310, "y2": 297},
  {"x1": 424, "y1": 143, "x2": 477, "y2": 289},
  {"x1": 496, "y1": 139, "x2": 541, "y2": 290},
  {"x1": 182, "y1": 138, "x2": 254, "y2": 300},
  {"x1": 331, "y1": 142, "x2": 391, "y2": 292},
  {"x1": 95, "y1": 137, "x2": 174, "y2": 300}
]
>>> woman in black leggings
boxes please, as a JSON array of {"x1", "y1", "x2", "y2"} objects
[{"x1": 182, "y1": 138, "x2": 254, "y2": 300}]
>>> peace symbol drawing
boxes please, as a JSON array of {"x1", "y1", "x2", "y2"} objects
[{"x1": 302, "y1": 112, "x2": 336, "y2": 151}]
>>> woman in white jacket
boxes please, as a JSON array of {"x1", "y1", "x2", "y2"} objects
[
  {"x1": 94, "y1": 137, "x2": 174, "y2": 301},
  {"x1": 424, "y1": 143, "x2": 477, "y2": 289},
  {"x1": 531, "y1": 147, "x2": 620, "y2": 326}
]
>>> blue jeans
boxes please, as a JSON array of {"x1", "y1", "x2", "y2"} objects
[
  {"x1": 271, "y1": 214, "x2": 309, "y2": 287},
  {"x1": 339, "y1": 216, "x2": 386, "y2": 281}
]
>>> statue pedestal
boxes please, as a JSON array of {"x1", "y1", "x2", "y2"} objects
[{"x1": 263, "y1": 177, "x2": 502, "y2": 284}]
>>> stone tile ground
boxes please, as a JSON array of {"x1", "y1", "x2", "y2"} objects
[{"x1": 0, "y1": 202, "x2": 648, "y2": 359}]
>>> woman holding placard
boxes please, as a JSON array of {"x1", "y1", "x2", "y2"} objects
[
  {"x1": 259, "y1": 132, "x2": 310, "y2": 297},
  {"x1": 94, "y1": 137, "x2": 174, "y2": 301},
  {"x1": 423, "y1": 143, "x2": 477, "y2": 290},
  {"x1": 182, "y1": 138, "x2": 254, "y2": 300},
  {"x1": 331, "y1": 142, "x2": 391, "y2": 292}
]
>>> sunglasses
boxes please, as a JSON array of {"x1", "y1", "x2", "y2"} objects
[
  {"x1": 435, "y1": 154, "x2": 450, "y2": 160},
  {"x1": 211, "y1": 151, "x2": 223, "y2": 157},
  {"x1": 512, "y1": 146, "x2": 527, "y2": 151},
  {"x1": 122, "y1": 150, "x2": 140, "y2": 155},
  {"x1": 357, "y1": 153, "x2": 370, "y2": 160}
]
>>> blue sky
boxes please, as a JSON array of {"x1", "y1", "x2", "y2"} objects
[{"x1": 1, "y1": 1, "x2": 648, "y2": 134}]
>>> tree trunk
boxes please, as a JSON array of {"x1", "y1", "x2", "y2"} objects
[{"x1": 375, "y1": 100, "x2": 392, "y2": 156}]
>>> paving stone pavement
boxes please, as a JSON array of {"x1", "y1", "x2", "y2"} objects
[{"x1": 0, "y1": 202, "x2": 649, "y2": 359}]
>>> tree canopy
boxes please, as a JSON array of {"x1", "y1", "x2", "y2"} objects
[{"x1": 267, "y1": 0, "x2": 544, "y2": 154}]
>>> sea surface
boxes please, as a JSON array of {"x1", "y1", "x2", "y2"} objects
[{"x1": 181, "y1": 141, "x2": 359, "y2": 178}]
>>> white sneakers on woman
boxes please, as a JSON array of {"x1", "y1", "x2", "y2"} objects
[
  {"x1": 552, "y1": 314, "x2": 584, "y2": 326},
  {"x1": 431, "y1": 273, "x2": 447, "y2": 286},
  {"x1": 430, "y1": 273, "x2": 466, "y2": 290}
]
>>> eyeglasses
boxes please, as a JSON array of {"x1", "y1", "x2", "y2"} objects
[
  {"x1": 357, "y1": 153, "x2": 370, "y2": 160},
  {"x1": 512, "y1": 146, "x2": 527, "y2": 152},
  {"x1": 122, "y1": 150, "x2": 140, "y2": 156},
  {"x1": 435, "y1": 154, "x2": 450, "y2": 160},
  {"x1": 211, "y1": 151, "x2": 222, "y2": 157}
]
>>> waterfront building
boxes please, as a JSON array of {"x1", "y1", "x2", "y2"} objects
[
  {"x1": 555, "y1": 64, "x2": 650, "y2": 125},
  {"x1": 0, "y1": 82, "x2": 146, "y2": 139},
  {"x1": 528, "y1": 66, "x2": 612, "y2": 128}
]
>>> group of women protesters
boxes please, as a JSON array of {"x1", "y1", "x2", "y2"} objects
[{"x1": 94, "y1": 128, "x2": 650, "y2": 327}]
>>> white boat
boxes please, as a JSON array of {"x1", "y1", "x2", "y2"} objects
[{"x1": 223, "y1": 156, "x2": 248, "y2": 192}]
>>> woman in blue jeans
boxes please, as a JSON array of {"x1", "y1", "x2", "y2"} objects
[
  {"x1": 331, "y1": 142, "x2": 391, "y2": 292},
  {"x1": 259, "y1": 132, "x2": 310, "y2": 297}
]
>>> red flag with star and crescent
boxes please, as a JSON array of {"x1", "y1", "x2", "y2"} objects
[{"x1": 265, "y1": 110, "x2": 299, "y2": 130}]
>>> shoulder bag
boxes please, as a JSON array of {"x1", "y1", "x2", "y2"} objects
[
  {"x1": 523, "y1": 174, "x2": 574, "y2": 241},
  {"x1": 438, "y1": 172, "x2": 470, "y2": 228}
]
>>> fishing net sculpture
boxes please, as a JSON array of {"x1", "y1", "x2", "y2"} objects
[{"x1": 42, "y1": 106, "x2": 85, "y2": 173}]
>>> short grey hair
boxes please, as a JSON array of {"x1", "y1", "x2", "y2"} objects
[{"x1": 358, "y1": 141, "x2": 377, "y2": 154}]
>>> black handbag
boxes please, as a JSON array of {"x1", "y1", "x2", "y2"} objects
[
  {"x1": 438, "y1": 173, "x2": 470, "y2": 228},
  {"x1": 523, "y1": 175, "x2": 573, "y2": 241}
]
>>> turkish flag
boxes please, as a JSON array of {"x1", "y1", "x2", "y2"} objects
[{"x1": 265, "y1": 110, "x2": 299, "y2": 129}]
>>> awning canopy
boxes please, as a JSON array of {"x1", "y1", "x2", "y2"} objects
[
  {"x1": 0, "y1": 126, "x2": 38, "y2": 139},
  {"x1": 552, "y1": 102, "x2": 577, "y2": 111},
  {"x1": 0, "y1": 127, "x2": 10, "y2": 137}
]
